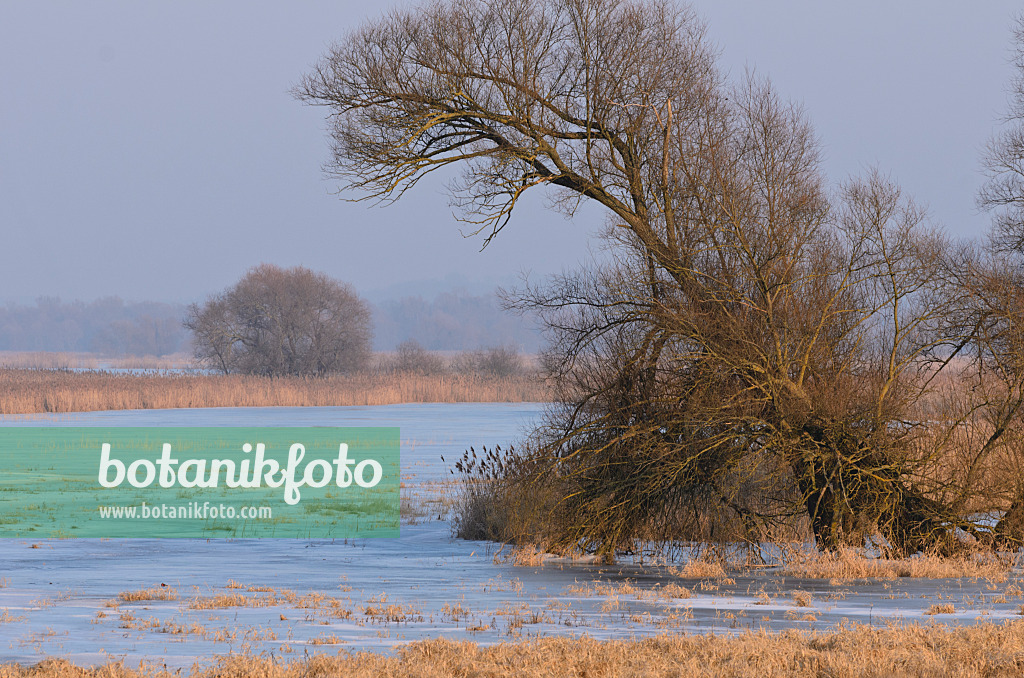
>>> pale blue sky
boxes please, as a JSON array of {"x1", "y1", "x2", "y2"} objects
[{"x1": 0, "y1": 1, "x2": 1019, "y2": 303}]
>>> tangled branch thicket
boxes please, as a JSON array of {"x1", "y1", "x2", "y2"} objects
[{"x1": 298, "y1": 0, "x2": 1024, "y2": 556}]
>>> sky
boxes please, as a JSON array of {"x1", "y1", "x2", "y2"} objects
[{"x1": 0, "y1": 0, "x2": 1020, "y2": 304}]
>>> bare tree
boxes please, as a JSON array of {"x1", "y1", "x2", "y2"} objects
[
  {"x1": 184, "y1": 264, "x2": 372, "y2": 376},
  {"x1": 389, "y1": 339, "x2": 448, "y2": 374},
  {"x1": 958, "y1": 12, "x2": 1024, "y2": 545},
  {"x1": 450, "y1": 345, "x2": 525, "y2": 377},
  {"x1": 979, "y1": 13, "x2": 1024, "y2": 253}
]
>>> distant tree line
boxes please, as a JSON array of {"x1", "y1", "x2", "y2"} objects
[
  {"x1": 0, "y1": 289, "x2": 541, "y2": 360},
  {"x1": 0, "y1": 297, "x2": 189, "y2": 356},
  {"x1": 386, "y1": 339, "x2": 526, "y2": 378},
  {"x1": 373, "y1": 292, "x2": 542, "y2": 352},
  {"x1": 184, "y1": 265, "x2": 533, "y2": 378}
]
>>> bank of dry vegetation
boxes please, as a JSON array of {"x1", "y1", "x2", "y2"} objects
[
  {"x1": 0, "y1": 368, "x2": 548, "y2": 414},
  {"x1": 6, "y1": 623, "x2": 1024, "y2": 677}
]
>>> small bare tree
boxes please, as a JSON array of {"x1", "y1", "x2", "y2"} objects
[
  {"x1": 390, "y1": 339, "x2": 447, "y2": 374},
  {"x1": 184, "y1": 264, "x2": 372, "y2": 376}
]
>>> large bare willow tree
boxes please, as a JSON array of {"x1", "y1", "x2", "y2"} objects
[{"x1": 297, "y1": 0, "x2": 1021, "y2": 555}]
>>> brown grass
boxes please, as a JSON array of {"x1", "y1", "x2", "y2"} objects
[
  {"x1": 778, "y1": 546, "x2": 1016, "y2": 581},
  {"x1": 225, "y1": 580, "x2": 276, "y2": 593},
  {"x1": 0, "y1": 368, "x2": 550, "y2": 414},
  {"x1": 8, "y1": 623, "x2": 1024, "y2": 677},
  {"x1": 564, "y1": 580, "x2": 693, "y2": 602},
  {"x1": 670, "y1": 558, "x2": 729, "y2": 580},
  {"x1": 362, "y1": 594, "x2": 423, "y2": 623},
  {"x1": 117, "y1": 587, "x2": 178, "y2": 603},
  {"x1": 186, "y1": 593, "x2": 279, "y2": 610},
  {"x1": 926, "y1": 604, "x2": 957, "y2": 615},
  {"x1": 0, "y1": 610, "x2": 25, "y2": 625}
]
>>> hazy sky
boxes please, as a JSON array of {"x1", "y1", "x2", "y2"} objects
[{"x1": 1, "y1": 0, "x2": 1020, "y2": 304}]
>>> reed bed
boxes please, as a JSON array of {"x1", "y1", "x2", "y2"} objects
[
  {"x1": 6, "y1": 622, "x2": 1024, "y2": 677},
  {"x1": 0, "y1": 369, "x2": 550, "y2": 414}
]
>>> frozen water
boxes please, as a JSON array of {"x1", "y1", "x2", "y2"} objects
[{"x1": 1, "y1": 404, "x2": 1021, "y2": 667}]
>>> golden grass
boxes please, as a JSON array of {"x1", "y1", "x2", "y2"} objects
[
  {"x1": 779, "y1": 546, "x2": 1016, "y2": 581},
  {"x1": 183, "y1": 587, "x2": 358, "y2": 619},
  {"x1": 926, "y1": 604, "x2": 957, "y2": 615},
  {"x1": 8, "y1": 623, "x2": 1024, "y2": 677},
  {"x1": 362, "y1": 594, "x2": 423, "y2": 623},
  {"x1": 186, "y1": 592, "x2": 281, "y2": 610},
  {"x1": 0, "y1": 610, "x2": 25, "y2": 625},
  {"x1": 564, "y1": 580, "x2": 693, "y2": 602},
  {"x1": 225, "y1": 580, "x2": 276, "y2": 593},
  {"x1": 117, "y1": 587, "x2": 178, "y2": 603},
  {"x1": 0, "y1": 368, "x2": 550, "y2": 414},
  {"x1": 669, "y1": 558, "x2": 729, "y2": 579}
]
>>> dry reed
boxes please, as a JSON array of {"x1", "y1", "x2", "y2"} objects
[
  {"x1": 671, "y1": 559, "x2": 729, "y2": 579},
  {"x1": 925, "y1": 604, "x2": 957, "y2": 615},
  {"x1": 0, "y1": 369, "x2": 550, "y2": 414},
  {"x1": 186, "y1": 593, "x2": 279, "y2": 610},
  {"x1": 117, "y1": 587, "x2": 178, "y2": 603},
  {"x1": 0, "y1": 610, "x2": 25, "y2": 625},
  {"x1": 7, "y1": 623, "x2": 1024, "y2": 677},
  {"x1": 779, "y1": 546, "x2": 1016, "y2": 581}
]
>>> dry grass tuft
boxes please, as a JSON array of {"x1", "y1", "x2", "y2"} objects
[
  {"x1": 670, "y1": 558, "x2": 728, "y2": 579},
  {"x1": 779, "y1": 546, "x2": 1015, "y2": 581},
  {"x1": 564, "y1": 579, "x2": 692, "y2": 602},
  {"x1": 0, "y1": 368, "x2": 549, "y2": 414},
  {"x1": 926, "y1": 603, "x2": 957, "y2": 615},
  {"x1": 656, "y1": 582, "x2": 693, "y2": 600},
  {"x1": 224, "y1": 581, "x2": 276, "y2": 593},
  {"x1": 0, "y1": 610, "x2": 26, "y2": 625},
  {"x1": 187, "y1": 593, "x2": 278, "y2": 610},
  {"x1": 117, "y1": 587, "x2": 178, "y2": 603},
  {"x1": 362, "y1": 594, "x2": 423, "y2": 623}
]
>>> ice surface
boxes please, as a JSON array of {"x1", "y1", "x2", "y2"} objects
[{"x1": 1, "y1": 404, "x2": 1021, "y2": 667}]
